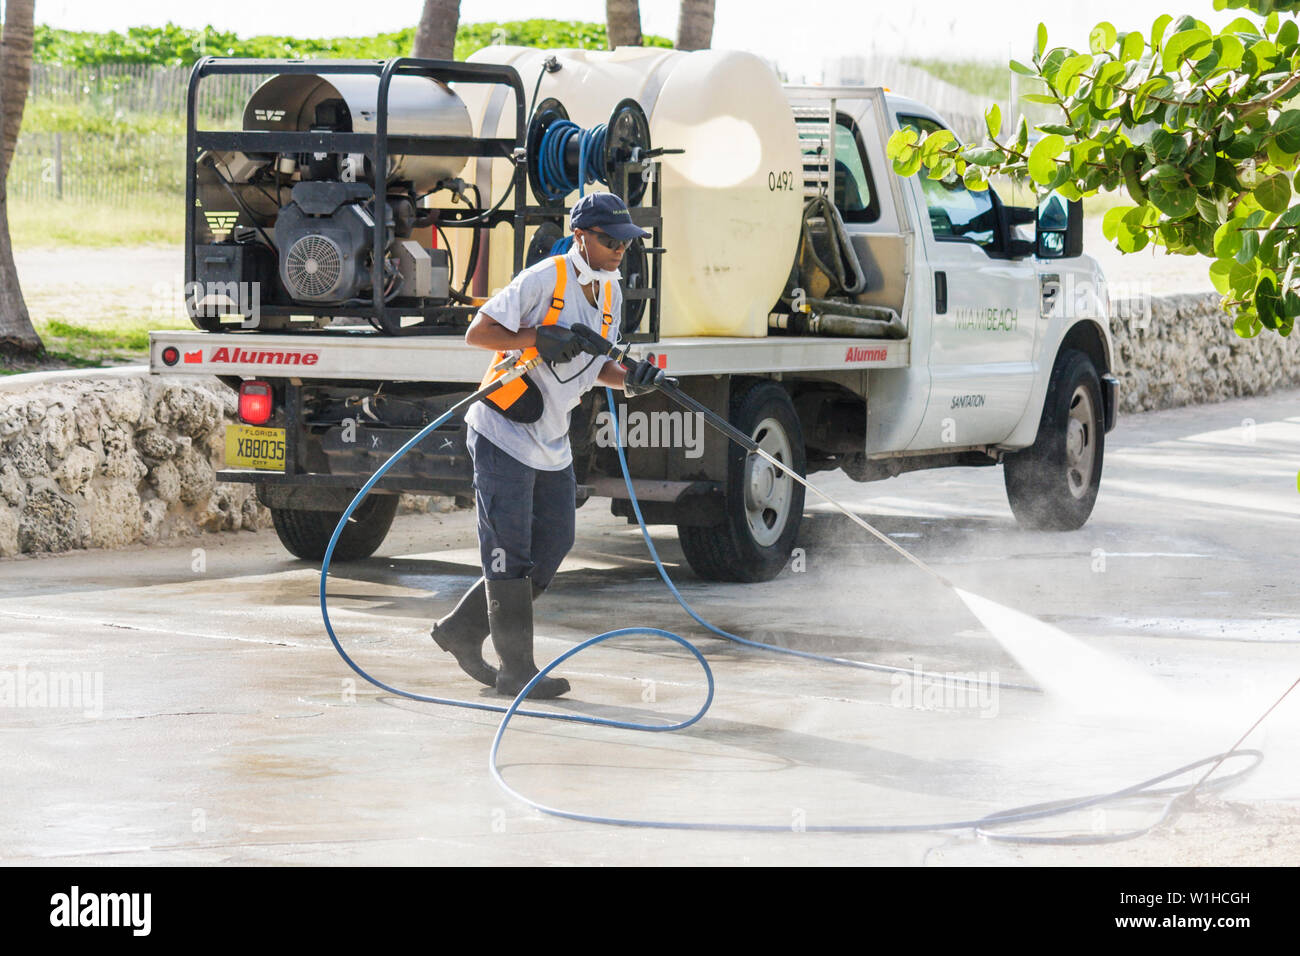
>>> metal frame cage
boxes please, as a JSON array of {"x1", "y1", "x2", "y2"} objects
[{"x1": 184, "y1": 56, "x2": 663, "y2": 342}]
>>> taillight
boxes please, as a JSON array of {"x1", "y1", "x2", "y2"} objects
[{"x1": 239, "y1": 380, "x2": 273, "y2": 425}]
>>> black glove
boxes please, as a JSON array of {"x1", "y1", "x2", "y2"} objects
[
  {"x1": 535, "y1": 325, "x2": 584, "y2": 365},
  {"x1": 624, "y1": 356, "x2": 666, "y2": 396}
]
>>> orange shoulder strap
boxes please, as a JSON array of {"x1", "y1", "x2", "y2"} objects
[
  {"x1": 600, "y1": 280, "x2": 614, "y2": 339},
  {"x1": 480, "y1": 256, "x2": 568, "y2": 406},
  {"x1": 543, "y1": 255, "x2": 567, "y2": 326}
]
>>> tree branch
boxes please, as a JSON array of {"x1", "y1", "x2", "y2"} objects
[{"x1": 1235, "y1": 70, "x2": 1300, "y2": 117}]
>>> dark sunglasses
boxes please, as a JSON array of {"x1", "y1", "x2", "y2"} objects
[{"x1": 586, "y1": 229, "x2": 632, "y2": 251}]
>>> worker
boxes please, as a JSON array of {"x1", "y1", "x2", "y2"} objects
[{"x1": 431, "y1": 192, "x2": 665, "y2": 699}]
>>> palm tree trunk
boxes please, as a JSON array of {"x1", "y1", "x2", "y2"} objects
[
  {"x1": 606, "y1": 0, "x2": 643, "y2": 49},
  {"x1": 676, "y1": 0, "x2": 715, "y2": 51},
  {"x1": 0, "y1": 0, "x2": 39, "y2": 356},
  {"x1": 413, "y1": 0, "x2": 461, "y2": 61}
]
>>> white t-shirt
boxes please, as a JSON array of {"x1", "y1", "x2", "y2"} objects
[{"x1": 464, "y1": 254, "x2": 623, "y2": 470}]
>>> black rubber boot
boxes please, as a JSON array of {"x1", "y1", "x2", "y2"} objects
[
  {"x1": 431, "y1": 578, "x2": 547, "y2": 687},
  {"x1": 487, "y1": 577, "x2": 570, "y2": 699},
  {"x1": 430, "y1": 578, "x2": 496, "y2": 687}
]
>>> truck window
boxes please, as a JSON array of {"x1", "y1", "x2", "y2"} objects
[
  {"x1": 797, "y1": 112, "x2": 881, "y2": 223},
  {"x1": 896, "y1": 113, "x2": 997, "y2": 250}
]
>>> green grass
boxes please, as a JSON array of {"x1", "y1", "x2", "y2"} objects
[
  {"x1": 0, "y1": 349, "x2": 107, "y2": 374},
  {"x1": 906, "y1": 57, "x2": 1056, "y2": 130},
  {"x1": 0, "y1": 313, "x2": 173, "y2": 373},
  {"x1": 42, "y1": 318, "x2": 153, "y2": 351},
  {"x1": 8, "y1": 194, "x2": 189, "y2": 369},
  {"x1": 32, "y1": 21, "x2": 674, "y2": 68},
  {"x1": 905, "y1": 57, "x2": 1052, "y2": 106},
  {"x1": 9, "y1": 195, "x2": 183, "y2": 247},
  {"x1": 22, "y1": 100, "x2": 184, "y2": 136},
  {"x1": 31, "y1": 313, "x2": 191, "y2": 367},
  {"x1": 0, "y1": 358, "x2": 75, "y2": 376},
  {"x1": 905, "y1": 58, "x2": 1022, "y2": 100}
]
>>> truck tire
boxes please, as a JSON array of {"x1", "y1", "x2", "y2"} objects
[
  {"x1": 678, "y1": 381, "x2": 806, "y2": 582},
  {"x1": 1003, "y1": 349, "x2": 1104, "y2": 531},
  {"x1": 270, "y1": 494, "x2": 399, "y2": 563}
]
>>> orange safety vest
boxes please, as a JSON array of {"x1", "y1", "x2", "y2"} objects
[{"x1": 480, "y1": 254, "x2": 615, "y2": 422}]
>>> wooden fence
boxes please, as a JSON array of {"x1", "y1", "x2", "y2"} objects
[
  {"x1": 12, "y1": 65, "x2": 267, "y2": 205},
  {"x1": 29, "y1": 62, "x2": 262, "y2": 127},
  {"x1": 9, "y1": 130, "x2": 183, "y2": 203}
]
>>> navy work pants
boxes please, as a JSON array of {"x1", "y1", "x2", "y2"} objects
[{"x1": 466, "y1": 427, "x2": 576, "y2": 589}]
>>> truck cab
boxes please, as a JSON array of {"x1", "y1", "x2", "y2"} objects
[{"x1": 787, "y1": 87, "x2": 1115, "y2": 452}]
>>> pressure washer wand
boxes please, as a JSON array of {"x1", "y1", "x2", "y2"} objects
[
  {"x1": 664, "y1": 382, "x2": 953, "y2": 588},
  {"x1": 570, "y1": 325, "x2": 952, "y2": 588}
]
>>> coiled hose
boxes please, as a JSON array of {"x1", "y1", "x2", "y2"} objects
[
  {"x1": 537, "y1": 120, "x2": 607, "y2": 201},
  {"x1": 799, "y1": 193, "x2": 867, "y2": 296},
  {"x1": 318, "y1": 382, "x2": 1261, "y2": 842}
]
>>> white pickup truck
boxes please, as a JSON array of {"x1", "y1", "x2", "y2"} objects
[{"x1": 151, "y1": 75, "x2": 1117, "y2": 583}]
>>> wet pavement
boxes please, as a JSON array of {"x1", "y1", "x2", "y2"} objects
[{"x1": 2, "y1": 389, "x2": 1298, "y2": 865}]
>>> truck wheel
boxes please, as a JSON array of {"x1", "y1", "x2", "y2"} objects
[
  {"x1": 678, "y1": 381, "x2": 806, "y2": 582},
  {"x1": 1003, "y1": 349, "x2": 1104, "y2": 531},
  {"x1": 270, "y1": 494, "x2": 399, "y2": 563}
]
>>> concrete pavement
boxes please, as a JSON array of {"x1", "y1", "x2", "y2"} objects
[{"x1": 2, "y1": 388, "x2": 1298, "y2": 865}]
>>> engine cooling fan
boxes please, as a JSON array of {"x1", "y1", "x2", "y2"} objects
[{"x1": 285, "y1": 235, "x2": 344, "y2": 299}]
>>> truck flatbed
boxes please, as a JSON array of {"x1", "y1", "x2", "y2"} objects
[{"x1": 149, "y1": 329, "x2": 910, "y2": 382}]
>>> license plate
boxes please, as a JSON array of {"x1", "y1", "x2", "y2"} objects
[{"x1": 225, "y1": 424, "x2": 286, "y2": 471}]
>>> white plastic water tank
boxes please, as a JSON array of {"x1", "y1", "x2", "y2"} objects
[{"x1": 449, "y1": 46, "x2": 802, "y2": 338}]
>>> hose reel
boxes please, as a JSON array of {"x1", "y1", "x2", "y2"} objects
[
  {"x1": 523, "y1": 95, "x2": 666, "y2": 336},
  {"x1": 527, "y1": 97, "x2": 654, "y2": 206}
]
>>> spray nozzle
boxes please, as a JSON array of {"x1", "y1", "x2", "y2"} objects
[{"x1": 568, "y1": 325, "x2": 680, "y2": 389}]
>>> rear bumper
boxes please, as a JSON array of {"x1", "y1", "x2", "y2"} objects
[{"x1": 218, "y1": 419, "x2": 476, "y2": 505}]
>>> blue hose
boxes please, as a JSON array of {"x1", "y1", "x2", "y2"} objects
[
  {"x1": 318, "y1": 385, "x2": 1261, "y2": 839},
  {"x1": 537, "y1": 120, "x2": 607, "y2": 201},
  {"x1": 317, "y1": 396, "x2": 712, "y2": 731}
]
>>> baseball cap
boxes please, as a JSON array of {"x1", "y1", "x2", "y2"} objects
[{"x1": 570, "y1": 192, "x2": 651, "y2": 241}]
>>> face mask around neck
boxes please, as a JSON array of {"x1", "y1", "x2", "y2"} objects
[{"x1": 567, "y1": 237, "x2": 622, "y2": 285}]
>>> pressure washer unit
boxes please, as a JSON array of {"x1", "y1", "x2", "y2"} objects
[{"x1": 184, "y1": 56, "x2": 668, "y2": 337}]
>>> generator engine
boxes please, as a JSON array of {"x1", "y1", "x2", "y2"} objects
[
  {"x1": 188, "y1": 67, "x2": 474, "y2": 331},
  {"x1": 274, "y1": 182, "x2": 392, "y2": 303}
]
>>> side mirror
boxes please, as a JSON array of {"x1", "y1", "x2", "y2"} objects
[
  {"x1": 1036, "y1": 192, "x2": 1083, "y2": 258},
  {"x1": 993, "y1": 190, "x2": 1038, "y2": 260}
]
